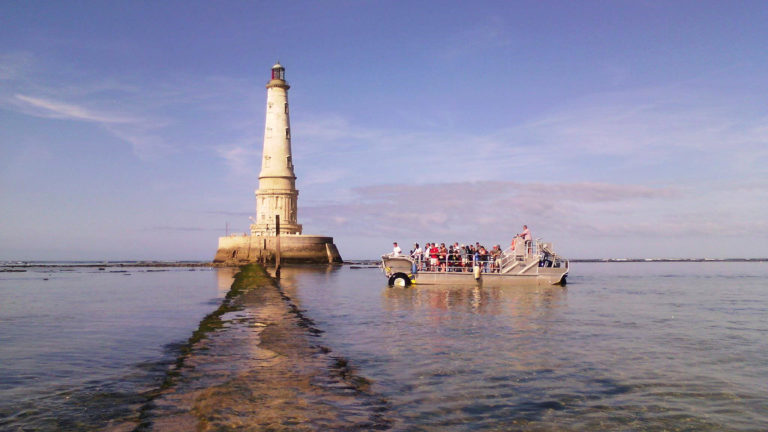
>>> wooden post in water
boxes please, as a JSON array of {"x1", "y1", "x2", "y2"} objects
[
  {"x1": 275, "y1": 215, "x2": 281, "y2": 279},
  {"x1": 262, "y1": 238, "x2": 267, "y2": 264}
]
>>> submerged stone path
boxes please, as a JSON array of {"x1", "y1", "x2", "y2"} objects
[{"x1": 139, "y1": 264, "x2": 390, "y2": 431}]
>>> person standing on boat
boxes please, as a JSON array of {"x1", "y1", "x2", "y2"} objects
[
  {"x1": 438, "y1": 243, "x2": 448, "y2": 272},
  {"x1": 429, "y1": 243, "x2": 439, "y2": 271},
  {"x1": 519, "y1": 225, "x2": 531, "y2": 241},
  {"x1": 491, "y1": 245, "x2": 502, "y2": 272},
  {"x1": 519, "y1": 225, "x2": 532, "y2": 254},
  {"x1": 392, "y1": 242, "x2": 402, "y2": 257},
  {"x1": 411, "y1": 243, "x2": 423, "y2": 270},
  {"x1": 462, "y1": 245, "x2": 471, "y2": 272},
  {"x1": 478, "y1": 245, "x2": 490, "y2": 272}
]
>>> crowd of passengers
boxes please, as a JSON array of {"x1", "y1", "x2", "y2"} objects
[
  {"x1": 397, "y1": 242, "x2": 505, "y2": 273},
  {"x1": 390, "y1": 226, "x2": 533, "y2": 273}
]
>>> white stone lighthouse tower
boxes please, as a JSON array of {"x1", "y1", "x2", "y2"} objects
[
  {"x1": 251, "y1": 62, "x2": 302, "y2": 235},
  {"x1": 213, "y1": 63, "x2": 342, "y2": 264}
]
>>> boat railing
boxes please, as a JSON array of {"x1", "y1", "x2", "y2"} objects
[
  {"x1": 407, "y1": 255, "x2": 503, "y2": 273},
  {"x1": 389, "y1": 238, "x2": 568, "y2": 275},
  {"x1": 498, "y1": 237, "x2": 539, "y2": 272}
]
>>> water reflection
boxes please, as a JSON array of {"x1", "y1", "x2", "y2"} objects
[
  {"x1": 215, "y1": 266, "x2": 237, "y2": 297},
  {"x1": 285, "y1": 265, "x2": 768, "y2": 430},
  {"x1": 377, "y1": 284, "x2": 573, "y2": 391},
  {"x1": 267, "y1": 263, "x2": 341, "y2": 279},
  {"x1": 383, "y1": 284, "x2": 568, "y2": 317},
  {"x1": 147, "y1": 264, "x2": 392, "y2": 431},
  {"x1": 266, "y1": 264, "x2": 342, "y2": 301},
  {"x1": 138, "y1": 263, "x2": 768, "y2": 431},
  {"x1": 0, "y1": 266, "x2": 230, "y2": 431}
]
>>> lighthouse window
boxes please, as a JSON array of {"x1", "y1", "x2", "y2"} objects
[
  {"x1": 284, "y1": 103, "x2": 289, "y2": 114},
  {"x1": 286, "y1": 156, "x2": 292, "y2": 168},
  {"x1": 285, "y1": 128, "x2": 290, "y2": 138}
]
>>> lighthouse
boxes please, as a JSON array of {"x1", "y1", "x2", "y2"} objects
[
  {"x1": 252, "y1": 62, "x2": 302, "y2": 235},
  {"x1": 213, "y1": 63, "x2": 342, "y2": 264}
]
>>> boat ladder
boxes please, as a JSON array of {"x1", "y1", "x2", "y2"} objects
[{"x1": 500, "y1": 260, "x2": 519, "y2": 274}]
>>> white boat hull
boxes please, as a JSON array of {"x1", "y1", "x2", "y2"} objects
[
  {"x1": 410, "y1": 269, "x2": 567, "y2": 286},
  {"x1": 381, "y1": 254, "x2": 568, "y2": 287}
]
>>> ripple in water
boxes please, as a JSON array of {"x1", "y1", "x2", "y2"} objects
[{"x1": 277, "y1": 262, "x2": 768, "y2": 431}]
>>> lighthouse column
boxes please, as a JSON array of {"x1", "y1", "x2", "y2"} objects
[
  {"x1": 252, "y1": 62, "x2": 302, "y2": 235},
  {"x1": 212, "y1": 62, "x2": 342, "y2": 264}
]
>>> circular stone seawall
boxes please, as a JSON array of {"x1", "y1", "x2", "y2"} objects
[{"x1": 214, "y1": 234, "x2": 342, "y2": 264}]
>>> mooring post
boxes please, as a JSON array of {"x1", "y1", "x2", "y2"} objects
[
  {"x1": 275, "y1": 215, "x2": 281, "y2": 279},
  {"x1": 262, "y1": 238, "x2": 267, "y2": 264}
]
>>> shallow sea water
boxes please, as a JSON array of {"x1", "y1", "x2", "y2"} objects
[
  {"x1": 277, "y1": 262, "x2": 768, "y2": 431},
  {"x1": 0, "y1": 266, "x2": 235, "y2": 430},
  {"x1": 1, "y1": 262, "x2": 767, "y2": 431}
]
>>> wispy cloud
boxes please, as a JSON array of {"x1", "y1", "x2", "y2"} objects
[
  {"x1": 0, "y1": 52, "x2": 33, "y2": 81},
  {"x1": 215, "y1": 137, "x2": 262, "y2": 177},
  {"x1": 4, "y1": 51, "x2": 766, "y2": 258},
  {"x1": 297, "y1": 114, "x2": 385, "y2": 145},
  {"x1": 300, "y1": 179, "x2": 768, "y2": 256},
  {"x1": 302, "y1": 181, "x2": 679, "y2": 237},
  {"x1": 436, "y1": 16, "x2": 515, "y2": 60},
  {"x1": 146, "y1": 226, "x2": 221, "y2": 232},
  {"x1": 14, "y1": 94, "x2": 137, "y2": 123},
  {"x1": 301, "y1": 168, "x2": 349, "y2": 187},
  {"x1": 7, "y1": 91, "x2": 181, "y2": 159},
  {"x1": 10, "y1": 93, "x2": 181, "y2": 160},
  {"x1": 293, "y1": 83, "x2": 768, "y2": 192},
  {"x1": 1, "y1": 54, "x2": 260, "y2": 162},
  {"x1": 204, "y1": 210, "x2": 252, "y2": 217}
]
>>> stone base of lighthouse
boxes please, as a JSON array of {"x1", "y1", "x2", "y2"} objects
[{"x1": 213, "y1": 234, "x2": 342, "y2": 265}]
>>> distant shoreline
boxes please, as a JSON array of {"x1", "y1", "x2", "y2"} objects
[
  {"x1": 1, "y1": 258, "x2": 766, "y2": 269},
  {"x1": 0, "y1": 261, "x2": 215, "y2": 269},
  {"x1": 569, "y1": 258, "x2": 768, "y2": 263}
]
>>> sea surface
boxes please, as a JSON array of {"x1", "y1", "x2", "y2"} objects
[
  {"x1": 1, "y1": 262, "x2": 767, "y2": 431},
  {"x1": 277, "y1": 262, "x2": 768, "y2": 431},
  {"x1": 0, "y1": 265, "x2": 236, "y2": 430}
]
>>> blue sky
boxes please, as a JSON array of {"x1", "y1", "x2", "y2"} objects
[{"x1": 1, "y1": 1, "x2": 767, "y2": 260}]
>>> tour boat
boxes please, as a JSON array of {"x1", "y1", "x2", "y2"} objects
[{"x1": 381, "y1": 237, "x2": 568, "y2": 287}]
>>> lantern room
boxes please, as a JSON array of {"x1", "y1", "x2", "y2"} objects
[{"x1": 271, "y1": 62, "x2": 285, "y2": 80}]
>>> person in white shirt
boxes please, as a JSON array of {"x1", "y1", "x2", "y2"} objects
[
  {"x1": 411, "y1": 243, "x2": 422, "y2": 259},
  {"x1": 518, "y1": 225, "x2": 530, "y2": 240},
  {"x1": 518, "y1": 225, "x2": 532, "y2": 253},
  {"x1": 411, "y1": 243, "x2": 423, "y2": 269},
  {"x1": 392, "y1": 242, "x2": 402, "y2": 257}
]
